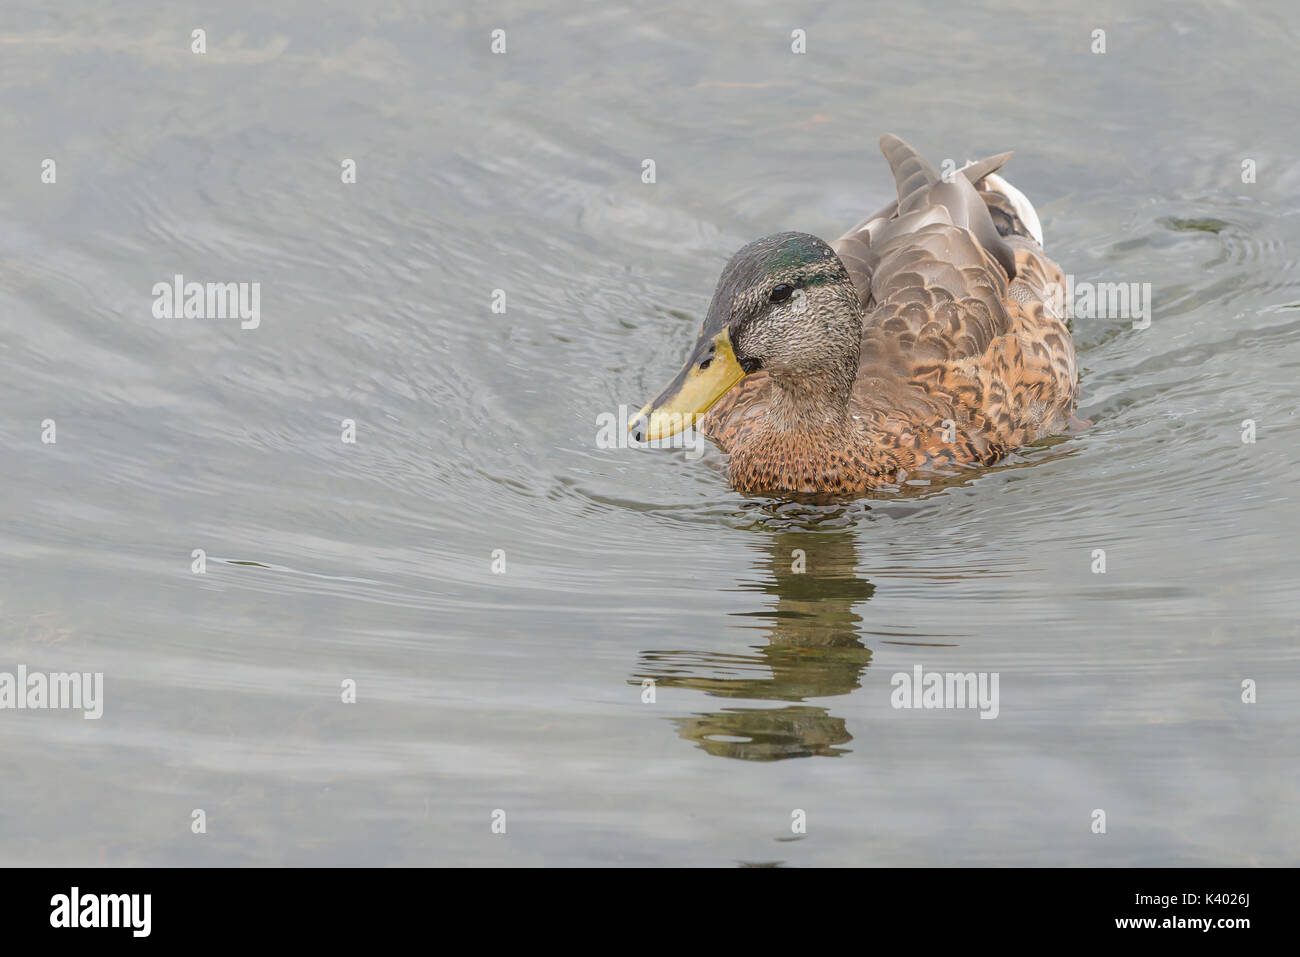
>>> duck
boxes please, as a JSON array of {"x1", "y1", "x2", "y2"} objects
[{"x1": 630, "y1": 134, "x2": 1080, "y2": 497}]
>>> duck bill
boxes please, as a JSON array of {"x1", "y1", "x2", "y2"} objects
[{"x1": 632, "y1": 330, "x2": 748, "y2": 441}]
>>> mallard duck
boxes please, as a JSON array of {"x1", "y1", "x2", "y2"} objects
[{"x1": 631, "y1": 134, "x2": 1080, "y2": 496}]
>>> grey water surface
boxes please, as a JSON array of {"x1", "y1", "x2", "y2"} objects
[{"x1": 1, "y1": 1, "x2": 1298, "y2": 865}]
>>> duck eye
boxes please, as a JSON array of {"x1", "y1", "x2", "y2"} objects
[{"x1": 769, "y1": 283, "x2": 794, "y2": 303}]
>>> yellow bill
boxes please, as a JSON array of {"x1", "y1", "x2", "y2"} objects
[{"x1": 631, "y1": 330, "x2": 748, "y2": 441}]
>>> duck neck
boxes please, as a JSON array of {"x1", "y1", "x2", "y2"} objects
[{"x1": 765, "y1": 353, "x2": 859, "y2": 433}]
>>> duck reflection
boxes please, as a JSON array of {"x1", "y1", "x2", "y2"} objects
[{"x1": 634, "y1": 529, "x2": 874, "y2": 760}]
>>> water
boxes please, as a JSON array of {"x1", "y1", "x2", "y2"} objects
[{"x1": 2, "y1": 1, "x2": 1298, "y2": 866}]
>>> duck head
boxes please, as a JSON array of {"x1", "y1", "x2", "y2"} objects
[{"x1": 631, "y1": 231, "x2": 863, "y2": 441}]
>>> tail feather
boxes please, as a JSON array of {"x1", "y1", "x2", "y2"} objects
[
  {"x1": 877, "y1": 134, "x2": 1018, "y2": 281},
  {"x1": 835, "y1": 139, "x2": 1033, "y2": 305},
  {"x1": 960, "y1": 150, "x2": 1015, "y2": 186},
  {"x1": 879, "y1": 133, "x2": 940, "y2": 215}
]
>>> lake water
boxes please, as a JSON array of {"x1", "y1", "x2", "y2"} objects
[{"x1": 2, "y1": 1, "x2": 1298, "y2": 866}]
